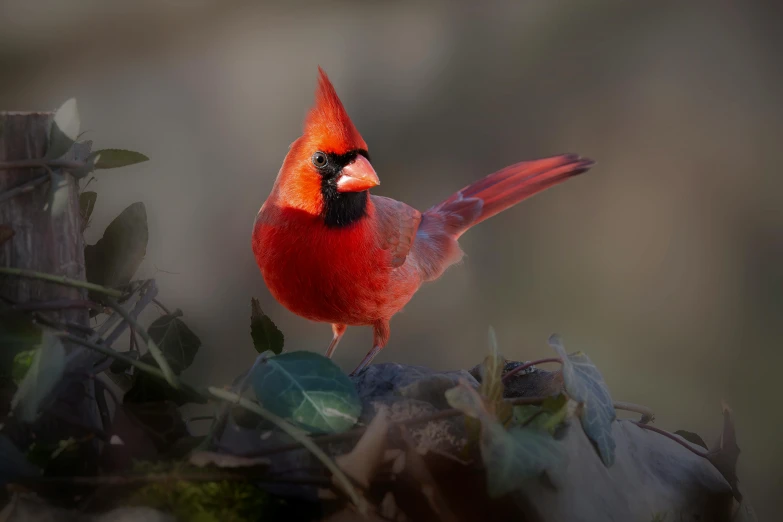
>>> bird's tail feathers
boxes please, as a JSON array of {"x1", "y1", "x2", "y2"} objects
[{"x1": 428, "y1": 154, "x2": 594, "y2": 237}]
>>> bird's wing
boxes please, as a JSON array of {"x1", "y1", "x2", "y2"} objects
[{"x1": 371, "y1": 195, "x2": 422, "y2": 268}]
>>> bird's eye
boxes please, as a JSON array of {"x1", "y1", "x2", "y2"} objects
[{"x1": 312, "y1": 152, "x2": 328, "y2": 168}]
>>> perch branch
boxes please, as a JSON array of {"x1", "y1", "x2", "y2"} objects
[
  {"x1": 502, "y1": 357, "x2": 562, "y2": 382},
  {"x1": 0, "y1": 267, "x2": 124, "y2": 297}
]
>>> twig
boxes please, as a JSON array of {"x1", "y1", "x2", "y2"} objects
[
  {"x1": 104, "y1": 296, "x2": 178, "y2": 389},
  {"x1": 199, "y1": 352, "x2": 269, "y2": 451},
  {"x1": 0, "y1": 174, "x2": 49, "y2": 203},
  {"x1": 8, "y1": 299, "x2": 101, "y2": 313},
  {"x1": 152, "y1": 297, "x2": 172, "y2": 315},
  {"x1": 613, "y1": 401, "x2": 655, "y2": 424},
  {"x1": 0, "y1": 159, "x2": 85, "y2": 171},
  {"x1": 632, "y1": 421, "x2": 710, "y2": 459},
  {"x1": 91, "y1": 378, "x2": 113, "y2": 432},
  {"x1": 58, "y1": 331, "x2": 166, "y2": 379},
  {"x1": 0, "y1": 267, "x2": 124, "y2": 298},
  {"x1": 207, "y1": 386, "x2": 366, "y2": 512},
  {"x1": 502, "y1": 357, "x2": 562, "y2": 382},
  {"x1": 12, "y1": 472, "x2": 332, "y2": 487}
]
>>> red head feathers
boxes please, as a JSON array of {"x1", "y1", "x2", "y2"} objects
[{"x1": 303, "y1": 67, "x2": 367, "y2": 154}]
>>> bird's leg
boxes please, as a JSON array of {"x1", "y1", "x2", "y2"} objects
[
  {"x1": 350, "y1": 320, "x2": 390, "y2": 376},
  {"x1": 325, "y1": 323, "x2": 347, "y2": 358}
]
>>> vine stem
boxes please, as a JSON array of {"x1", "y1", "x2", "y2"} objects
[
  {"x1": 632, "y1": 421, "x2": 710, "y2": 459},
  {"x1": 0, "y1": 267, "x2": 124, "y2": 297},
  {"x1": 0, "y1": 173, "x2": 49, "y2": 203},
  {"x1": 104, "y1": 296, "x2": 178, "y2": 389},
  {"x1": 502, "y1": 357, "x2": 563, "y2": 382},
  {"x1": 13, "y1": 472, "x2": 332, "y2": 487},
  {"x1": 207, "y1": 387, "x2": 366, "y2": 513},
  {"x1": 0, "y1": 159, "x2": 85, "y2": 171}
]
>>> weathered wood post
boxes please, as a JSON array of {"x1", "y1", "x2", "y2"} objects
[
  {"x1": 0, "y1": 111, "x2": 88, "y2": 325},
  {"x1": 0, "y1": 111, "x2": 99, "y2": 472}
]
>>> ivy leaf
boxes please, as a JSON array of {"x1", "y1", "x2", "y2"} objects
[
  {"x1": 45, "y1": 98, "x2": 80, "y2": 159},
  {"x1": 482, "y1": 422, "x2": 566, "y2": 497},
  {"x1": 512, "y1": 393, "x2": 569, "y2": 434},
  {"x1": 252, "y1": 351, "x2": 361, "y2": 434},
  {"x1": 674, "y1": 430, "x2": 708, "y2": 450},
  {"x1": 11, "y1": 331, "x2": 66, "y2": 422},
  {"x1": 92, "y1": 149, "x2": 149, "y2": 170},
  {"x1": 446, "y1": 380, "x2": 565, "y2": 497},
  {"x1": 85, "y1": 201, "x2": 148, "y2": 291},
  {"x1": 148, "y1": 313, "x2": 201, "y2": 373},
  {"x1": 548, "y1": 334, "x2": 616, "y2": 466},
  {"x1": 44, "y1": 170, "x2": 70, "y2": 218},
  {"x1": 250, "y1": 298, "x2": 284, "y2": 355},
  {"x1": 79, "y1": 191, "x2": 97, "y2": 225},
  {"x1": 0, "y1": 434, "x2": 41, "y2": 485},
  {"x1": 0, "y1": 224, "x2": 14, "y2": 246},
  {"x1": 12, "y1": 349, "x2": 36, "y2": 385}
]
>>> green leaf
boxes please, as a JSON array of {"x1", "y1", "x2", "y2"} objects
[
  {"x1": 250, "y1": 298, "x2": 284, "y2": 355},
  {"x1": 148, "y1": 313, "x2": 201, "y2": 373},
  {"x1": 512, "y1": 393, "x2": 569, "y2": 434},
  {"x1": 44, "y1": 170, "x2": 70, "y2": 217},
  {"x1": 482, "y1": 422, "x2": 566, "y2": 497},
  {"x1": 0, "y1": 312, "x2": 42, "y2": 383},
  {"x1": 0, "y1": 224, "x2": 14, "y2": 245},
  {"x1": 674, "y1": 429, "x2": 708, "y2": 450},
  {"x1": 85, "y1": 201, "x2": 148, "y2": 291},
  {"x1": 45, "y1": 98, "x2": 80, "y2": 159},
  {"x1": 79, "y1": 191, "x2": 97, "y2": 224},
  {"x1": 12, "y1": 349, "x2": 36, "y2": 385},
  {"x1": 11, "y1": 331, "x2": 66, "y2": 422},
  {"x1": 548, "y1": 334, "x2": 616, "y2": 466},
  {"x1": 252, "y1": 351, "x2": 361, "y2": 434},
  {"x1": 92, "y1": 149, "x2": 149, "y2": 169},
  {"x1": 0, "y1": 434, "x2": 40, "y2": 485}
]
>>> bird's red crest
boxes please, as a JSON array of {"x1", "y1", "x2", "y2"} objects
[{"x1": 303, "y1": 68, "x2": 367, "y2": 154}]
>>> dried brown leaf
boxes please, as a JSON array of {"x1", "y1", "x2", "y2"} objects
[{"x1": 336, "y1": 405, "x2": 391, "y2": 488}]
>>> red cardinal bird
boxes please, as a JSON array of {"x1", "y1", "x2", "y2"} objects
[{"x1": 252, "y1": 68, "x2": 593, "y2": 374}]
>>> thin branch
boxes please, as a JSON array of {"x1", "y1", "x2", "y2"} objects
[
  {"x1": 152, "y1": 298, "x2": 172, "y2": 315},
  {"x1": 0, "y1": 159, "x2": 86, "y2": 171},
  {"x1": 613, "y1": 401, "x2": 655, "y2": 424},
  {"x1": 199, "y1": 352, "x2": 269, "y2": 451},
  {"x1": 207, "y1": 386, "x2": 366, "y2": 512},
  {"x1": 58, "y1": 331, "x2": 166, "y2": 379},
  {"x1": 502, "y1": 357, "x2": 563, "y2": 382},
  {"x1": 0, "y1": 173, "x2": 49, "y2": 203},
  {"x1": 104, "y1": 296, "x2": 178, "y2": 389},
  {"x1": 9, "y1": 299, "x2": 101, "y2": 313},
  {"x1": 12, "y1": 472, "x2": 332, "y2": 487},
  {"x1": 0, "y1": 267, "x2": 124, "y2": 297},
  {"x1": 632, "y1": 421, "x2": 710, "y2": 459}
]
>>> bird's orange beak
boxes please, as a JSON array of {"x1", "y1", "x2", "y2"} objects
[{"x1": 336, "y1": 155, "x2": 380, "y2": 193}]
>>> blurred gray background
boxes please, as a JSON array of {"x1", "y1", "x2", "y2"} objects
[{"x1": 1, "y1": 0, "x2": 780, "y2": 517}]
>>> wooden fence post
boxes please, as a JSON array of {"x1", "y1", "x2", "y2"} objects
[
  {"x1": 0, "y1": 111, "x2": 99, "y2": 471},
  {"x1": 0, "y1": 111, "x2": 88, "y2": 325}
]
